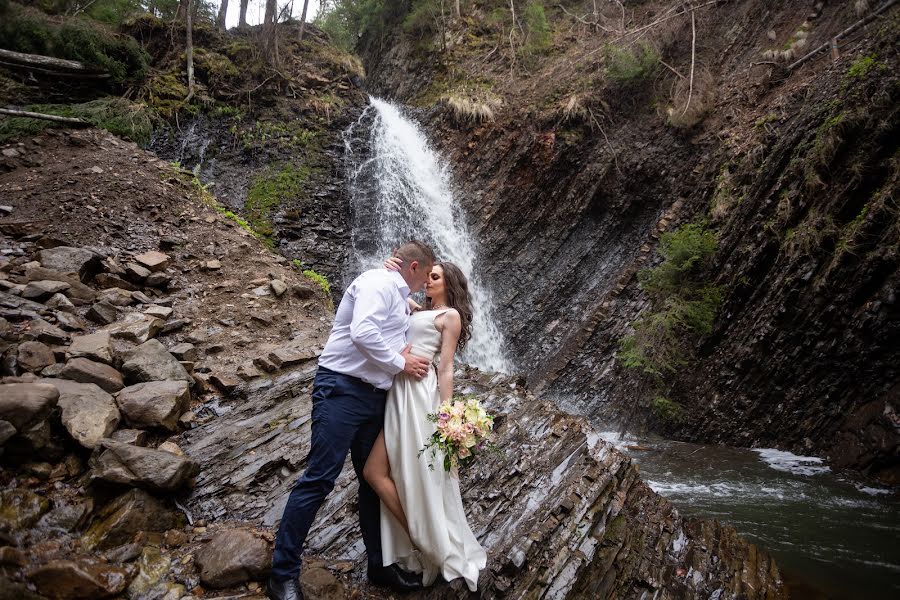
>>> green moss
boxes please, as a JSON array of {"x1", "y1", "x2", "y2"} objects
[
  {"x1": 0, "y1": 97, "x2": 153, "y2": 145},
  {"x1": 650, "y1": 396, "x2": 682, "y2": 420},
  {"x1": 193, "y1": 47, "x2": 239, "y2": 88},
  {"x1": 302, "y1": 269, "x2": 331, "y2": 297},
  {"x1": 144, "y1": 70, "x2": 189, "y2": 118},
  {"x1": 605, "y1": 43, "x2": 660, "y2": 83},
  {"x1": 245, "y1": 164, "x2": 309, "y2": 241},
  {"x1": 846, "y1": 54, "x2": 881, "y2": 80}
]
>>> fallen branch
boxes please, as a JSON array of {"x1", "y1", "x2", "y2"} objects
[
  {"x1": 0, "y1": 107, "x2": 89, "y2": 126},
  {"x1": 0, "y1": 48, "x2": 106, "y2": 75},
  {"x1": 787, "y1": 0, "x2": 898, "y2": 70}
]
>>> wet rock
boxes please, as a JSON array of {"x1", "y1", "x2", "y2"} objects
[
  {"x1": 110, "y1": 428, "x2": 150, "y2": 446},
  {"x1": 41, "y1": 378, "x2": 119, "y2": 449},
  {"x1": 144, "y1": 305, "x2": 173, "y2": 320},
  {"x1": 25, "y1": 266, "x2": 96, "y2": 303},
  {"x1": 300, "y1": 567, "x2": 345, "y2": 600},
  {"x1": 23, "y1": 461, "x2": 53, "y2": 479},
  {"x1": 0, "y1": 577, "x2": 46, "y2": 600},
  {"x1": 105, "y1": 313, "x2": 164, "y2": 344},
  {"x1": 82, "y1": 489, "x2": 182, "y2": 550},
  {"x1": 38, "y1": 246, "x2": 101, "y2": 278},
  {"x1": 0, "y1": 382, "x2": 58, "y2": 430},
  {"x1": 23, "y1": 280, "x2": 70, "y2": 301},
  {"x1": 0, "y1": 546, "x2": 26, "y2": 566},
  {"x1": 26, "y1": 558, "x2": 132, "y2": 599},
  {"x1": 0, "y1": 488, "x2": 50, "y2": 531},
  {"x1": 126, "y1": 546, "x2": 171, "y2": 598},
  {"x1": 36, "y1": 500, "x2": 93, "y2": 532},
  {"x1": 116, "y1": 380, "x2": 191, "y2": 432},
  {"x1": 168, "y1": 342, "x2": 197, "y2": 362},
  {"x1": 134, "y1": 251, "x2": 170, "y2": 273},
  {"x1": 0, "y1": 421, "x2": 14, "y2": 444},
  {"x1": 103, "y1": 542, "x2": 143, "y2": 563},
  {"x1": 60, "y1": 357, "x2": 124, "y2": 393},
  {"x1": 23, "y1": 318, "x2": 69, "y2": 345},
  {"x1": 121, "y1": 339, "x2": 191, "y2": 384},
  {"x1": 196, "y1": 528, "x2": 272, "y2": 588},
  {"x1": 86, "y1": 301, "x2": 118, "y2": 325},
  {"x1": 17, "y1": 341, "x2": 56, "y2": 372},
  {"x1": 46, "y1": 293, "x2": 76, "y2": 313},
  {"x1": 98, "y1": 287, "x2": 134, "y2": 307},
  {"x1": 67, "y1": 331, "x2": 114, "y2": 365},
  {"x1": 91, "y1": 440, "x2": 199, "y2": 492}
]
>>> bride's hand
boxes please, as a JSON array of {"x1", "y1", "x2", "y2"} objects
[{"x1": 384, "y1": 255, "x2": 403, "y2": 272}]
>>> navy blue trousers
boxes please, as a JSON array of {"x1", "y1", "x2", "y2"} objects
[{"x1": 271, "y1": 366, "x2": 387, "y2": 581}]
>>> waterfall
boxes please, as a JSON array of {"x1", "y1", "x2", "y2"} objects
[{"x1": 344, "y1": 97, "x2": 511, "y2": 374}]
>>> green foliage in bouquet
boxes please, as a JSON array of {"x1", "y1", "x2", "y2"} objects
[{"x1": 420, "y1": 395, "x2": 496, "y2": 473}]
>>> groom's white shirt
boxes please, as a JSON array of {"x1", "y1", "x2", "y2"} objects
[{"x1": 318, "y1": 268, "x2": 410, "y2": 390}]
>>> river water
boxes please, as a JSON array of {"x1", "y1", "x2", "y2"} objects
[{"x1": 599, "y1": 430, "x2": 899, "y2": 599}]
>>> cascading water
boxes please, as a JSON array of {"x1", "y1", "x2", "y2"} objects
[{"x1": 344, "y1": 97, "x2": 511, "y2": 373}]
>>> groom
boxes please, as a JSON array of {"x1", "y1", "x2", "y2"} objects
[{"x1": 267, "y1": 241, "x2": 436, "y2": 600}]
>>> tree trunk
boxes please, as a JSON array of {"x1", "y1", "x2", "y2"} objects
[
  {"x1": 238, "y1": 0, "x2": 249, "y2": 27},
  {"x1": 298, "y1": 0, "x2": 310, "y2": 41},
  {"x1": 455, "y1": 0, "x2": 461, "y2": 18},
  {"x1": 216, "y1": 0, "x2": 228, "y2": 30},
  {"x1": 177, "y1": 0, "x2": 188, "y2": 21},
  {"x1": 186, "y1": 0, "x2": 195, "y2": 102},
  {"x1": 263, "y1": 0, "x2": 278, "y2": 63},
  {"x1": 0, "y1": 108, "x2": 89, "y2": 125},
  {"x1": 0, "y1": 48, "x2": 108, "y2": 76}
]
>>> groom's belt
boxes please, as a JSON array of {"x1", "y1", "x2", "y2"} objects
[{"x1": 317, "y1": 366, "x2": 386, "y2": 394}]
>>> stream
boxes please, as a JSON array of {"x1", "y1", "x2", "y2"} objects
[{"x1": 599, "y1": 431, "x2": 899, "y2": 599}]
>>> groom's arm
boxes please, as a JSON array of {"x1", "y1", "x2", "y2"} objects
[{"x1": 349, "y1": 284, "x2": 407, "y2": 374}]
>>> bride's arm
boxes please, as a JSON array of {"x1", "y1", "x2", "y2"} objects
[{"x1": 436, "y1": 310, "x2": 462, "y2": 404}]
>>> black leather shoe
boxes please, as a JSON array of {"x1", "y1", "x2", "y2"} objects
[
  {"x1": 266, "y1": 576, "x2": 304, "y2": 600},
  {"x1": 368, "y1": 563, "x2": 424, "y2": 592}
]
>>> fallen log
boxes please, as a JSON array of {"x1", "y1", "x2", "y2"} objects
[
  {"x1": 0, "y1": 48, "x2": 107, "y2": 75},
  {"x1": 0, "y1": 107, "x2": 89, "y2": 126}
]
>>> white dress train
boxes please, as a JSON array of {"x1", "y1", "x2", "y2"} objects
[{"x1": 381, "y1": 309, "x2": 487, "y2": 592}]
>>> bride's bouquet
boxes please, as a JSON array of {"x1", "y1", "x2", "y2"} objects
[{"x1": 421, "y1": 396, "x2": 495, "y2": 473}]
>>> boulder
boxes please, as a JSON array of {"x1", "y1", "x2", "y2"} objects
[
  {"x1": 59, "y1": 358, "x2": 124, "y2": 393},
  {"x1": 37, "y1": 247, "x2": 101, "y2": 279},
  {"x1": 126, "y1": 546, "x2": 171, "y2": 598},
  {"x1": 0, "y1": 382, "x2": 58, "y2": 430},
  {"x1": 82, "y1": 489, "x2": 182, "y2": 550},
  {"x1": 110, "y1": 428, "x2": 149, "y2": 446},
  {"x1": 116, "y1": 380, "x2": 190, "y2": 432},
  {"x1": 36, "y1": 500, "x2": 93, "y2": 532},
  {"x1": 143, "y1": 305, "x2": 172, "y2": 320},
  {"x1": 23, "y1": 318, "x2": 69, "y2": 345},
  {"x1": 22, "y1": 280, "x2": 70, "y2": 302},
  {"x1": 40, "y1": 379, "x2": 119, "y2": 449},
  {"x1": 26, "y1": 559, "x2": 131, "y2": 599},
  {"x1": 46, "y1": 293, "x2": 75, "y2": 313},
  {"x1": 41, "y1": 363, "x2": 65, "y2": 377},
  {"x1": 17, "y1": 341, "x2": 56, "y2": 373},
  {"x1": 97, "y1": 288, "x2": 134, "y2": 307},
  {"x1": 168, "y1": 343, "x2": 197, "y2": 362},
  {"x1": 134, "y1": 251, "x2": 170, "y2": 273},
  {"x1": 90, "y1": 440, "x2": 199, "y2": 492},
  {"x1": 93, "y1": 273, "x2": 139, "y2": 292},
  {"x1": 121, "y1": 339, "x2": 191, "y2": 384},
  {"x1": 145, "y1": 272, "x2": 170, "y2": 288},
  {"x1": 124, "y1": 262, "x2": 151, "y2": 281},
  {"x1": 104, "y1": 313, "x2": 163, "y2": 344},
  {"x1": 0, "y1": 488, "x2": 50, "y2": 531},
  {"x1": 210, "y1": 372, "x2": 241, "y2": 395},
  {"x1": 196, "y1": 528, "x2": 272, "y2": 588},
  {"x1": 300, "y1": 566, "x2": 346, "y2": 600},
  {"x1": 54, "y1": 311, "x2": 88, "y2": 332},
  {"x1": 25, "y1": 266, "x2": 96, "y2": 303},
  {"x1": 67, "y1": 331, "x2": 113, "y2": 365},
  {"x1": 270, "y1": 279, "x2": 288, "y2": 297},
  {"x1": 86, "y1": 301, "x2": 118, "y2": 325}
]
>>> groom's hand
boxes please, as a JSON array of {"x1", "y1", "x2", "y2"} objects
[{"x1": 400, "y1": 344, "x2": 430, "y2": 380}]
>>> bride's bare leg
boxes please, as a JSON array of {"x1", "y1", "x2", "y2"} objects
[{"x1": 363, "y1": 430, "x2": 411, "y2": 536}]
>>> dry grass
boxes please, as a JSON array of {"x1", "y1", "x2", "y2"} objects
[
  {"x1": 442, "y1": 92, "x2": 503, "y2": 125},
  {"x1": 665, "y1": 67, "x2": 715, "y2": 129},
  {"x1": 855, "y1": 0, "x2": 871, "y2": 17}
]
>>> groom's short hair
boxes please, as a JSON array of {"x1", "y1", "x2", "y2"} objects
[{"x1": 395, "y1": 240, "x2": 436, "y2": 266}]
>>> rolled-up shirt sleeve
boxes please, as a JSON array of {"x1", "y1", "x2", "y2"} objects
[{"x1": 348, "y1": 283, "x2": 406, "y2": 374}]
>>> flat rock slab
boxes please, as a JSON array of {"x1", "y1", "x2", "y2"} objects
[
  {"x1": 39, "y1": 379, "x2": 119, "y2": 449},
  {"x1": 26, "y1": 559, "x2": 131, "y2": 599},
  {"x1": 143, "y1": 305, "x2": 172, "y2": 320},
  {"x1": 25, "y1": 266, "x2": 96, "y2": 303},
  {"x1": 37, "y1": 246, "x2": 101, "y2": 278},
  {"x1": 90, "y1": 439, "x2": 199, "y2": 492},
  {"x1": 134, "y1": 251, "x2": 170, "y2": 273},
  {"x1": 104, "y1": 313, "x2": 163, "y2": 344},
  {"x1": 97, "y1": 288, "x2": 134, "y2": 307},
  {"x1": 22, "y1": 280, "x2": 70, "y2": 301},
  {"x1": 0, "y1": 382, "x2": 58, "y2": 430},
  {"x1": 196, "y1": 528, "x2": 272, "y2": 588},
  {"x1": 86, "y1": 301, "x2": 118, "y2": 325},
  {"x1": 67, "y1": 331, "x2": 113, "y2": 365},
  {"x1": 23, "y1": 318, "x2": 69, "y2": 346},
  {"x1": 59, "y1": 358, "x2": 124, "y2": 393},
  {"x1": 121, "y1": 339, "x2": 191, "y2": 384},
  {"x1": 81, "y1": 489, "x2": 182, "y2": 551},
  {"x1": 116, "y1": 380, "x2": 190, "y2": 432}
]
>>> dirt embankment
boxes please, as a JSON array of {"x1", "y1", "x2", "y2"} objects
[{"x1": 358, "y1": 1, "x2": 900, "y2": 482}]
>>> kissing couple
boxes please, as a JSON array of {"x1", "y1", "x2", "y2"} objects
[{"x1": 267, "y1": 240, "x2": 487, "y2": 600}]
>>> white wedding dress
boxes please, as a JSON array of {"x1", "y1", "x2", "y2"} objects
[{"x1": 381, "y1": 309, "x2": 487, "y2": 592}]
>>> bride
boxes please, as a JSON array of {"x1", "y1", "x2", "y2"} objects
[{"x1": 362, "y1": 259, "x2": 487, "y2": 592}]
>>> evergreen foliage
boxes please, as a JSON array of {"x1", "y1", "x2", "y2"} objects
[
  {"x1": 523, "y1": 1, "x2": 552, "y2": 56},
  {"x1": 0, "y1": 97, "x2": 153, "y2": 144},
  {"x1": 605, "y1": 43, "x2": 660, "y2": 83},
  {"x1": 314, "y1": 0, "x2": 386, "y2": 52}
]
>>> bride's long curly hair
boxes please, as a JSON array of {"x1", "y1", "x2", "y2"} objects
[{"x1": 427, "y1": 262, "x2": 473, "y2": 352}]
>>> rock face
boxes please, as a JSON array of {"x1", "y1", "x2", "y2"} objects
[
  {"x1": 90, "y1": 440, "x2": 199, "y2": 492},
  {"x1": 41, "y1": 379, "x2": 119, "y2": 449},
  {"x1": 82, "y1": 489, "x2": 183, "y2": 550},
  {"x1": 121, "y1": 339, "x2": 191, "y2": 384},
  {"x1": 115, "y1": 380, "x2": 190, "y2": 431},
  {"x1": 181, "y1": 367, "x2": 787, "y2": 599},
  {"x1": 195, "y1": 528, "x2": 272, "y2": 588}
]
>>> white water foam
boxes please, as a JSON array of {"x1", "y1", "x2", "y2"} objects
[
  {"x1": 752, "y1": 448, "x2": 831, "y2": 476},
  {"x1": 344, "y1": 97, "x2": 511, "y2": 373}
]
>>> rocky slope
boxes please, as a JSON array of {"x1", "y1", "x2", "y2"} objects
[
  {"x1": 0, "y1": 129, "x2": 787, "y2": 598},
  {"x1": 357, "y1": 0, "x2": 899, "y2": 482}
]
